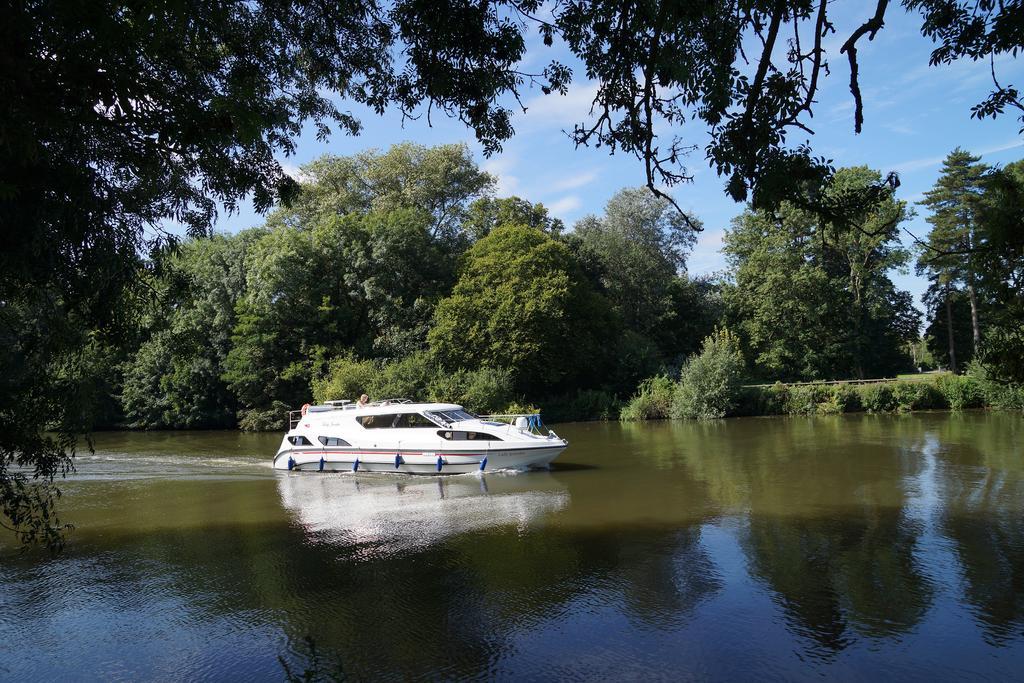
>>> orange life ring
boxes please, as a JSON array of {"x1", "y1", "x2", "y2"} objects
[{"x1": 301, "y1": 403, "x2": 311, "y2": 416}]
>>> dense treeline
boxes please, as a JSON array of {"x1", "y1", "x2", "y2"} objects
[
  {"x1": 83, "y1": 142, "x2": 1023, "y2": 430},
  {"x1": 99, "y1": 142, "x2": 718, "y2": 429},
  {"x1": 917, "y1": 152, "x2": 1024, "y2": 379},
  {"x1": 623, "y1": 150, "x2": 1024, "y2": 421},
  {"x1": 723, "y1": 167, "x2": 920, "y2": 382}
]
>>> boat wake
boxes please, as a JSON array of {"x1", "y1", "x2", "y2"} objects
[{"x1": 71, "y1": 451, "x2": 271, "y2": 480}]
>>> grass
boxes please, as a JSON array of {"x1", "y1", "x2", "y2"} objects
[{"x1": 896, "y1": 371, "x2": 952, "y2": 382}]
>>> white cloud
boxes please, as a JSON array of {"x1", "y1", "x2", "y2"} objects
[
  {"x1": 891, "y1": 139, "x2": 1024, "y2": 174},
  {"x1": 548, "y1": 195, "x2": 582, "y2": 216},
  {"x1": 521, "y1": 82, "x2": 600, "y2": 128},
  {"x1": 687, "y1": 229, "x2": 728, "y2": 276},
  {"x1": 899, "y1": 52, "x2": 1017, "y2": 90},
  {"x1": 891, "y1": 153, "x2": 947, "y2": 174},
  {"x1": 482, "y1": 156, "x2": 520, "y2": 196},
  {"x1": 280, "y1": 161, "x2": 305, "y2": 180},
  {"x1": 980, "y1": 139, "x2": 1024, "y2": 158},
  {"x1": 695, "y1": 228, "x2": 725, "y2": 249},
  {"x1": 550, "y1": 169, "x2": 600, "y2": 192},
  {"x1": 882, "y1": 121, "x2": 916, "y2": 136}
]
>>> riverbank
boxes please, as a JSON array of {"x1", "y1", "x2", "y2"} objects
[
  {"x1": 81, "y1": 372, "x2": 1024, "y2": 434},
  {"x1": 620, "y1": 370, "x2": 1024, "y2": 421}
]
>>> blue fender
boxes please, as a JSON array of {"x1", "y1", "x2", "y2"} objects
[
  {"x1": 287, "y1": 456, "x2": 295, "y2": 471},
  {"x1": 479, "y1": 456, "x2": 488, "y2": 472},
  {"x1": 436, "y1": 455, "x2": 443, "y2": 472},
  {"x1": 395, "y1": 453, "x2": 402, "y2": 469},
  {"x1": 353, "y1": 457, "x2": 359, "y2": 472},
  {"x1": 318, "y1": 457, "x2": 325, "y2": 472}
]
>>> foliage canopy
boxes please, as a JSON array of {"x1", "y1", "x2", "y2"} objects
[
  {"x1": 429, "y1": 224, "x2": 617, "y2": 394},
  {"x1": 724, "y1": 167, "x2": 919, "y2": 381}
]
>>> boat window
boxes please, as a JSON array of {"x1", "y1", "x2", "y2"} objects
[
  {"x1": 437, "y1": 430, "x2": 502, "y2": 441},
  {"x1": 393, "y1": 413, "x2": 436, "y2": 428},
  {"x1": 358, "y1": 413, "x2": 436, "y2": 429},
  {"x1": 357, "y1": 414, "x2": 395, "y2": 429},
  {"x1": 427, "y1": 409, "x2": 478, "y2": 424},
  {"x1": 288, "y1": 435, "x2": 314, "y2": 446},
  {"x1": 317, "y1": 436, "x2": 351, "y2": 447}
]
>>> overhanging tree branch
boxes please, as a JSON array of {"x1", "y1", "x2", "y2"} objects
[{"x1": 840, "y1": 0, "x2": 889, "y2": 133}]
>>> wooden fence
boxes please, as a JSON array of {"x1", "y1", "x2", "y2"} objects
[{"x1": 740, "y1": 372, "x2": 948, "y2": 389}]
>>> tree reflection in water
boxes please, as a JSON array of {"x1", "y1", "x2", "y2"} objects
[
  {"x1": 744, "y1": 511, "x2": 932, "y2": 657},
  {"x1": 936, "y1": 413, "x2": 1024, "y2": 644},
  {"x1": 665, "y1": 416, "x2": 936, "y2": 656}
]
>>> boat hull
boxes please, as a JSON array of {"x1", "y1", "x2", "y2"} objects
[{"x1": 273, "y1": 445, "x2": 565, "y2": 474}]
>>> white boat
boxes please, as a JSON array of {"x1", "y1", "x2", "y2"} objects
[{"x1": 273, "y1": 399, "x2": 568, "y2": 474}]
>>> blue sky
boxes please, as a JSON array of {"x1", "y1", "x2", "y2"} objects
[{"x1": 213, "y1": 4, "x2": 1024, "y2": 315}]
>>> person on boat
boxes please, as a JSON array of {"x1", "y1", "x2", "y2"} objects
[{"x1": 357, "y1": 394, "x2": 369, "y2": 407}]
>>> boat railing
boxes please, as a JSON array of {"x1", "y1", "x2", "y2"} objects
[
  {"x1": 478, "y1": 412, "x2": 547, "y2": 435},
  {"x1": 288, "y1": 398, "x2": 415, "y2": 429}
]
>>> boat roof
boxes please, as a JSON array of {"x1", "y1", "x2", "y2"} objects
[{"x1": 305, "y1": 401, "x2": 465, "y2": 417}]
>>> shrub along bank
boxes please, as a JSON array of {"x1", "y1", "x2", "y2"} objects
[
  {"x1": 619, "y1": 330, "x2": 1024, "y2": 421},
  {"x1": 734, "y1": 375, "x2": 972, "y2": 417},
  {"x1": 621, "y1": 372, "x2": 1024, "y2": 421}
]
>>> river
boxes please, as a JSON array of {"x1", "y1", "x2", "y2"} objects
[{"x1": 2, "y1": 412, "x2": 1023, "y2": 680}]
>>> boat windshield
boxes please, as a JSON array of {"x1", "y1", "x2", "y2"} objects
[{"x1": 427, "y1": 409, "x2": 477, "y2": 424}]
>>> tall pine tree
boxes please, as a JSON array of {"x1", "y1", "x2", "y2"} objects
[{"x1": 916, "y1": 149, "x2": 991, "y2": 371}]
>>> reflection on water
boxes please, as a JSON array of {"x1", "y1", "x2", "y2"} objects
[
  {"x1": 934, "y1": 415, "x2": 1024, "y2": 645},
  {"x1": 277, "y1": 472, "x2": 569, "y2": 558},
  {"x1": 744, "y1": 510, "x2": 932, "y2": 657},
  {"x1": 3, "y1": 413, "x2": 1024, "y2": 679}
]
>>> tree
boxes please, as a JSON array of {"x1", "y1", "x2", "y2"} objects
[
  {"x1": 967, "y1": 159, "x2": 1024, "y2": 382},
  {"x1": 660, "y1": 277, "x2": 725, "y2": 362},
  {"x1": 554, "y1": 1, "x2": 1023, "y2": 217},
  {"x1": 1, "y1": 0, "x2": 565, "y2": 545},
  {"x1": 916, "y1": 149, "x2": 992, "y2": 364},
  {"x1": 223, "y1": 225, "x2": 352, "y2": 429},
  {"x1": 908, "y1": 0, "x2": 1024, "y2": 129},
  {"x1": 121, "y1": 233, "x2": 256, "y2": 428},
  {"x1": 224, "y1": 208, "x2": 450, "y2": 429},
  {"x1": 282, "y1": 144, "x2": 495, "y2": 246},
  {"x1": 114, "y1": 146, "x2": 491, "y2": 433},
  {"x1": 725, "y1": 204, "x2": 848, "y2": 381},
  {"x1": 357, "y1": 210, "x2": 459, "y2": 358},
  {"x1": 311, "y1": 352, "x2": 515, "y2": 413},
  {"x1": 819, "y1": 167, "x2": 915, "y2": 378},
  {"x1": 462, "y1": 196, "x2": 564, "y2": 241},
  {"x1": 725, "y1": 168, "x2": 919, "y2": 381},
  {"x1": 907, "y1": 337, "x2": 937, "y2": 371},
  {"x1": 571, "y1": 188, "x2": 700, "y2": 355},
  {"x1": 260, "y1": 144, "x2": 497, "y2": 357},
  {"x1": 922, "y1": 286, "x2": 975, "y2": 370},
  {"x1": 428, "y1": 224, "x2": 616, "y2": 394}
]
